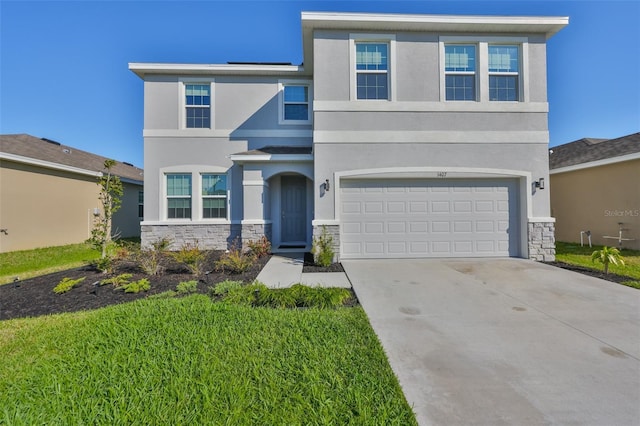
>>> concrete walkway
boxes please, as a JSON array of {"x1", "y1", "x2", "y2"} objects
[
  {"x1": 256, "y1": 253, "x2": 351, "y2": 288},
  {"x1": 343, "y1": 258, "x2": 640, "y2": 426}
]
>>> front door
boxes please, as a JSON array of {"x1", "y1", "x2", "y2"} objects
[{"x1": 281, "y1": 175, "x2": 307, "y2": 244}]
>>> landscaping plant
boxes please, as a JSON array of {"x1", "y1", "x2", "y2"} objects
[
  {"x1": 88, "y1": 159, "x2": 123, "y2": 260},
  {"x1": 215, "y1": 239, "x2": 255, "y2": 274},
  {"x1": 100, "y1": 273, "x2": 133, "y2": 288},
  {"x1": 122, "y1": 278, "x2": 151, "y2": 294},
  {"x1": 246, "y1": 235, "x2": 271, "y2": 258},
  {"x1": 311, "y1": 226, "x2": 335, "y2": 267},
  {"x1": 171, "y1": 241, "x2": 206, "y2": 275},
  {"x1": 591, "y1": 246, "x2": 625, "y2": 274},
  {"x1": 53, "y1": 277, "x2": 86, "y2": 294},
  {"x1": 136, "y1": 238, "x2": 171, "y2": 275},
  {"x1": 209, "y1": 279, "x2": 244, "y2": 297},
  {"x1": 175, "y1": 280, "x2": 198, "y2": 295}
]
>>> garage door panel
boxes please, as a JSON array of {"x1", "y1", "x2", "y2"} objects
[{"x1": 341, "y1": 178, "x2": 519, "y2": 259}]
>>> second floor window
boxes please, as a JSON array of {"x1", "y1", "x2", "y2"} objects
[
  {"x1": 489, "y1": 45, "x2": 519, "y2": 101},
  {"x1": 185, "y1": 84, "x2": 210, "y2": 128},
  {"x1": 356, "y1": 42, "x2": 389, "y2": 100},
  {"x1": 202, "y1": 174, "x2": 227, "y2": 219},
  {"x1": 445, "y1": 45, "x2": 476, "y2": 101},
  {"x1": 283, "y1": 85, "x2": 309, "y2": 121},
  {"x1": 167, "y1": 174, "x2": 191, "y2": 219}
]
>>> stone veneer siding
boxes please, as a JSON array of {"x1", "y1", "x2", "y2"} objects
[
  {"x1": 312, "y1": 224, "x2": 340, "y2": 262},
  {"x1": 528, "y1": 221, "x2": 556, "y2": 261},
  {"x1": 141, "y1": 223, "x2": 271, "y2": 251}
]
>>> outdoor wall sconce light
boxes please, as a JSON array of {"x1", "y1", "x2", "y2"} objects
[
  {"x1": 534, "y1": 178, "x2": 545, "y2": 190},
  {"x1": 324, "y1": 179, "x2": 330, "y2": 192}
]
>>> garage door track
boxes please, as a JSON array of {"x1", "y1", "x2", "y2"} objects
[{"x1": 343, "y1": 258, "x2": 640, "y2": 425}]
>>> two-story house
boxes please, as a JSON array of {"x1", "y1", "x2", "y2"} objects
[{"x1": 129, "y1": 11, "x2": 567, "y2": 261}]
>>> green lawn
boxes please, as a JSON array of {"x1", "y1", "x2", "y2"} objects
[
  {"x1": 555, "y1": 241, "x2": 640, "y2": 287},
  {"x1": 0, "y1": 296, "x2": 417, "y2": 425},
  {"x1": 0, "y1": 243, "x2": 100, "y2": 285}
]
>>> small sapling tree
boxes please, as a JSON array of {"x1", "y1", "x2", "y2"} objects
[
  {"x1": 591, "y1": 246, "x2": 625, "y2": 274},
  {"x1": 90, "y1": 159, "x2": 123, "y2": 260}
]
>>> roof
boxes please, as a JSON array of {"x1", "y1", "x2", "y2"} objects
[
  {"x1": 130, "y1": 11, "x2": 568, "y2": 79},
  {"x1": 549, "y1": 132, "x2": 640, "y2": 170},
  {"x1": 0, "y1": 134, "x2": 143, "y2": 183}
]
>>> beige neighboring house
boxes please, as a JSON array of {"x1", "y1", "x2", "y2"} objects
[
  {"x1": 549, "y1": 132, "x2": 640, "y2": 250},
  {"x1": 0, "y1": 134, "x2": 144, "y2": 253}
]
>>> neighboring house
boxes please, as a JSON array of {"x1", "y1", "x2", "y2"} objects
[
  {"x1": 129, "y1": 11, "x2": 567, "y2": 261},
  {"x1": 549, "y1": 132, "x2": 640, "y2": 250},
  {"x1": 0, "y1": 134, "x2": 144, "y2": 253}
]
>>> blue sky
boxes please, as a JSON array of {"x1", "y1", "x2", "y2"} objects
[{"x1": 1, "y1": 0, "x2": 638, "y2": 168}]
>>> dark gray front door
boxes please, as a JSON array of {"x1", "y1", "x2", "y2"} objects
[{"x1": 281, "y1": 176, "x2": 307, "y2": 243}]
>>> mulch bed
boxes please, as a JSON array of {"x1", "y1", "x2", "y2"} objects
[
  {"x1": 0, "y1": 252, "x2": 270, "y2": 321},
  {"x1": 544, "y1": 261, "x2": 637, "y2": 285}
]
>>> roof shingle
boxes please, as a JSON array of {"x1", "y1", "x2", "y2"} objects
[
  {"x1": 549, "y1": 132, "x2": 640, "y2": 170},
  {"x1": 0, "y1": 134, "x2": 143, "y2": 182}
]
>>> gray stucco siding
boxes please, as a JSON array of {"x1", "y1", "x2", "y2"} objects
[
  {"x1": 313, "y1": 142, "x2": 551, "y2": 220},
  {"x1": 143, "y1": 76, "x2": 313, "y2": 132},
  {"x1": 144, "y1": 77, "x2": 180, "y2": 129},
  {"x1": 313, "y1": 111, "x2": 548, "y2": 132},
  {"x1": 312, "y1": 30, "x2": 551, "y2": 104}
]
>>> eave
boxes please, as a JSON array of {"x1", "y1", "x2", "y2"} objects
[
  {"x1": 129, "y1": 63, "x2": 307, "y2": 79},
  {"x1": 301, "y1": 11, "x2": 568, "y2": 76}
]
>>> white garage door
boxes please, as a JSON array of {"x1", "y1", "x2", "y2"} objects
[{"x1": 340, "y1": 179, "x2": 519, "y2": 259}]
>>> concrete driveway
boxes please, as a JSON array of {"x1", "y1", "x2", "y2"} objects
[{"x1": 342, "y1": 258, "x2": 640, "y2": 426}]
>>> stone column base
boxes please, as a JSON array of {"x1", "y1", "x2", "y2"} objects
[
  {"x1": 528, "y1": 221, "x2": 556, "y2": 261},
  {"x1": 312, "y1": 224, "x2": 340, "y2": 262}
]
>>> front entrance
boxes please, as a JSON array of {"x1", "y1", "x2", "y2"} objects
[{"x1": 280, "y1": 175, "x2": 307, "y2": 245}]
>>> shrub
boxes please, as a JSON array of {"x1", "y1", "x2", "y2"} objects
[
  {"x1": 176, "y1": 280, "x2": 198, "y2": 295},
  {"x1": 122, "y1": 278, "x2": 151, "y2": 294},
  {"x1": 592, "y1": 246, "x2": 625, "y2": 274},
  {"x1": 218, "y1": 282, "x2": 352, "y2": 309},
  {"x1": 53, "y1": 277, "x2": 86, "y2": 294},
  {"x1": 91, "y1": 255, "x2": 114, "y2": 274},
  {"x1": 136, "y1": 237, "x2": 171, "y2": 275},
  {"x1": 215, "y1": 240, "x2": 254, "y2": 274},
  {"x1": 171, "y1": 242, "x2": 206, "y2": 275},
  {"x1": 209, "y1": 279, "x2": 244, "y2": 297},
  {"x1": 100, "y1": 273, "x2": 133, "y2": 287},
  {"x1": 246, "y1": 236, "x2": 271, "y2": 258},
  {"x1": 223, "y1": 282, "x2": 268, "y2": 306},
  {"x1": 311, "y1": 226, "x2": 335, "y2": 267}
]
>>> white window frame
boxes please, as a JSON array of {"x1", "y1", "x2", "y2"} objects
[
  {"x1": 179, "y1": 77, "x2": 215, "y2": 130},
  {"x1": 165, "y1": 173, "x2": 192, "y2": 220},
  {"x1": 201, "y1": 172, "x2": 229, "y2": 220},
  {"x1": 444, "y1": 44, "x2": 478, "y2": 102},
  {"x1": 160, "y1": 166, "x2": 231, "y2": 222},
  {"x1": 278, "y1": 79, "x2": 313, "y2": 125},
  {"x1": 488, "y1": 44, "x2": 521, "y2": 102},
  {"x1": 350, "y1": 33, "x2": 396, "y2": 101},
  {"x1": 439, "y1": 36, "x2": 528, "y2": 103}
]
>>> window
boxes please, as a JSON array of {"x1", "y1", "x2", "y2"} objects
[
  {"x1": 202, "y1": 174, "x2": 227, "y2": 219},
  {"x1": 166, "y1": 174, "x2": 191, "y2": 219},
  {"x1": 489, "y1": 45, "x2": 519, "y2": 101},
  {"x1": 138, "y1": 191, "x2": 144, "y2": 219},
  {"x1": 445, "y1": 45, "x2": 476, "y2": 101},
  {"x1": 283, "y1": 85, "x2": 309, "y2": 121},
  {"x1": 355, "y1": 42, "x2": 389, "y2": 100},
  {"x1": 185, "y1": 84, "x2": 210, "y2": 128}
]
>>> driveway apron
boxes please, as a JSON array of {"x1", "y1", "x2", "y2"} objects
[{"x1": 342, "y1": 258, "x2": 640, "y2": 426}]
